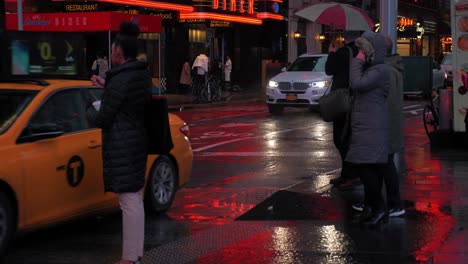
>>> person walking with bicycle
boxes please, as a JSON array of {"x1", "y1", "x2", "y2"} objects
[{"x1": 192, "y1": 54, "x2": 209, "y2": 102}]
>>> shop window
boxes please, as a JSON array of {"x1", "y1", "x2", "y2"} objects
[{"x1": 189, "y1": 29, "x2": 207, "y2": 43}]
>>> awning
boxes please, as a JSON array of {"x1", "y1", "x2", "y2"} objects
[{"x1": 6, "y1": 11, "x2": 162, "y2": 33}]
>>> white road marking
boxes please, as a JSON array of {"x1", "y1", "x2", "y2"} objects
[
  {"x1": 219, "y1": 123, "x2": 256, "y2": 128},
  {"x1": 191, "y1": 110, "x2": 268, "y2": 124},
  {"x1": 192, "y1": 126, "x2": 316, "y2": 152},
  {"x1": 403, "y1": 104, "x2": 421, "y2": 109},
  {"x1": 404, "y1": 109, "x2": 423, "y2": 114},
  {"x1": 196, "y1": 151, "x2": 328, "y2": 157}
]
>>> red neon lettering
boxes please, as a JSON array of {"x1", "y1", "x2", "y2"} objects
[
  {"x1": 248, "y1": 0, "x2": 254, "y2": 14},
  {"x1": 240, "y1": 0, "x2": 245, "y2": 12},
  {"x1": 231, "y1": 0, "x2": 236, "y2": 11},
  {"x1": 213, "y1": 0, "x2": 219, "y2": 9},
  {"x1": 223, "y1": 0, "x2": 227, "y2": 10}
]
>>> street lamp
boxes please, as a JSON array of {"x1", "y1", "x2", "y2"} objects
[
  {"x1": 318, "y1": 34, "x2": 326, "y2": 42},
  {"x1": 293, "y1": 31, "x2": 301, "y2": 39}
]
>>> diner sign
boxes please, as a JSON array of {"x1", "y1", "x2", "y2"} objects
[{"x1": 6, "y1": 12, "x2": 162, "y2": 33}]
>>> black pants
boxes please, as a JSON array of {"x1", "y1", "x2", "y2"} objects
[
  {"x1": 383, "y1": 153, "x2": 402, "y2": 209},
  {"x1": 333, "y1": 115, "x2": 355, "y2": 179},
  {"x1": 357, "y1": 163, "x2": 386, "y2": 213}
]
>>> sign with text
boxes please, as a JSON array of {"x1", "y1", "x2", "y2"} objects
[{"x1": 6, "y1": 12, "x2": 162, "y2": 33}]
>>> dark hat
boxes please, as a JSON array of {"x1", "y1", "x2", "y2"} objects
[{"x1": 342, "y1": 30, "x2": 362, "y2": 41}]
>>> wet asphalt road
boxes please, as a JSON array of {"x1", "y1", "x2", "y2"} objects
[{"x1": 4, "y1": 100, "x2": 468, "y2": 264}]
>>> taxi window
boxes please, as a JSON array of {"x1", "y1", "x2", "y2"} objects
[
  {"x1": 0, "y1": 90, "x2": 37, "y2": 135},
  {"x1": 29, "y1": 89, "x2": 91, "y2": 134}
]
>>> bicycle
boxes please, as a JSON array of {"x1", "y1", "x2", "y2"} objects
[
  {"x1": 422, "y1": 89, "x2": 440, "y2": 137},
  {"x1": 198, "y1": 73, "x2": 232, "y2": 103}
]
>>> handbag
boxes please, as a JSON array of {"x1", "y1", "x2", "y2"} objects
[
  {"x1": 319, "y1": 46, "x2": 353, "y2": 122},
  {"x1": 145, "y1": 95, "x2": 174, "y2": 155}
]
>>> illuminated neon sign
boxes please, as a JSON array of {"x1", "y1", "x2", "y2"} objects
[{"x1": 210, "y1": 0, "x2": 254, "y2": 14}]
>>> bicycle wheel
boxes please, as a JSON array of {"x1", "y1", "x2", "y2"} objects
[
  {"x1": 201, "y1": 79, "x2": 221, "y2": 103},
  {"x1": 423, "y1": 105, "x2": 438, "y2": 137},
  {"x1": 200, "y1": 84, "x2": 213, "y2": 103}
]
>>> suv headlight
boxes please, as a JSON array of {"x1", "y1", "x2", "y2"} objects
[
  {"x1": 309, "y1": 81, "x2": 329, "y2": 88},
  {"x1": 268, "y1": 80, "x2": 279, "y2": 88}
]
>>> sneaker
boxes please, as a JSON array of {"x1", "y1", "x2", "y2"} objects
[
  {"x1": 352, "y1": 203, "x2": 365, "y2": 212},
  {"x1": 388, "y1": 208, "x2": 406, "y2": 217}
]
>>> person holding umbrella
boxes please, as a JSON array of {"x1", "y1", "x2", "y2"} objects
[{"x1": 325, "y1": 30, "x2": 361, "y2": 189}]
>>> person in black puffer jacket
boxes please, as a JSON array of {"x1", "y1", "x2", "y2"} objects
[
  {"x1": 87, "y1": 22, "x2": 151, "y2": 264},
  {"x1": 325, "y1": 30, "x2": 361, "y2": 189}
]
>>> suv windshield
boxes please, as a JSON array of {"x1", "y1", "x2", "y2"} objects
[
  {"x1": 288, "y1": 56, "x2": 327, "y2": 72},
  {"x1": 0, "y1": 90, "x2": 37, "y2": 135}
]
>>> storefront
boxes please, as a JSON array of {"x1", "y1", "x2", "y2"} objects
[
  {"x1": 2, "y1": 0, "x2": 286, "y2": 90},
  {"x1": 3, "y1": 12, "x2": 161, "y2": 82}
]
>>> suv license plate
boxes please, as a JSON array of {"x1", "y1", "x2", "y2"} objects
[{"x1": 286, "y1": 94, "x2": 297, "y2": 101}]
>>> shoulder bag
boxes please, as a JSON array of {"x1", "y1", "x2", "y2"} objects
[{"x1": 319, "y1": 46, "x2": 353, "y2": 122}]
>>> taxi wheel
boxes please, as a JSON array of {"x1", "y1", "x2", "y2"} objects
[
  {"x1": 0, "y1": 192, "x2": 15, "y2": 256},
  {"x1": 145, "y1": 156, "x2": 178, "y2": 214}
]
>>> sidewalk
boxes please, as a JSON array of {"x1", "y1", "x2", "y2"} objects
[{"x1": 163, "y1": 85, "x2": 265, "y2": 111}]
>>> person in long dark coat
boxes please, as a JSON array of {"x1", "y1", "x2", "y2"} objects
[
  {"x1": 325, "y1": 30, "x2": 361, "y2": 188},
  {"x1": 347, "y1": 31, "x2": 390, "y2": 227},
  {"x1": 351, "y1": 36, "x2": 406, "y2": 218},
  {"x1": 87, "y1": 22, "x2": 151, "y2": 264}
]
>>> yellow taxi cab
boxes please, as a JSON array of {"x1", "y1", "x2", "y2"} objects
[{"x1": 0, "y1": 79, "x2": 193, "y2": 255}]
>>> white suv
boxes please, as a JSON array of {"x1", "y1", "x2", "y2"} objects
[{"x1": 266, "y1": 54, "x2": 331, "y2": 115}]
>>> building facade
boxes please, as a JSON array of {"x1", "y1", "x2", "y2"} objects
[
  {"x1": 2, "y1": 0, "x2": 288, "y2": 90},
  {"x1": 289, "y1": 0, "x2": 452, "y2": 64}
]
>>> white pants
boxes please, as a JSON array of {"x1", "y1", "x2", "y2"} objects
[
  {"x1": 224, "y1": 70, "x2": 231, "y2": 82},
  {"x1": 119, "y1": 192, "x2": 145, "y2": 261}
]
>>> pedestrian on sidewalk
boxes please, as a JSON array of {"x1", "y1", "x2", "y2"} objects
[
  {"x1": 352, "y1": 36, "x2": 406, "y2": 218},
  {"x1": 325, "y1": 30, "x2": 361, "y2": 189},
  {"x1": 224, "y1": 55, "x2": 232, "y2": 90},
  {"x1": 90, "y1": 50, "x2": 109, "y2": 79},
  {"x1": 179, "y1": 57, "x2": 191, "y2": 94},
  {"x1": 87, "y1": 21, "x2": 151, "y2": 264},
  {"x1": 346, "y1": 31, "x2": 390, "y2": 227}
]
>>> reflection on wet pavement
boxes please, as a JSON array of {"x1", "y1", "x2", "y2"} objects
[{"x1": 143, "y1": 112, "x2": 468, "y2": 263}]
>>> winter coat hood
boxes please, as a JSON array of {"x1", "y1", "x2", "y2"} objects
[{"x1": 355, "y1": 31, "x2": 387, "y2": 66}]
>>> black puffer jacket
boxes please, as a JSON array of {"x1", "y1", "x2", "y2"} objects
[
  {"x1": 325, "y1": 42, "x2": 359, "y2": 92},
  {"x1": 87, "y1": 60, "x2": 152, "y2": 193}
]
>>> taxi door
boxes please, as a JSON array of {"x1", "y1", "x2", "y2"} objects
[{"x1": 19, "y1": 88, "x2": 111, "y2": 226}]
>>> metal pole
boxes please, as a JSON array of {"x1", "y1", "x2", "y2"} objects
[
  {"x1": 379, "y1": 0, "x2": 398, "y2": 54},
  {"x1": 108, "y1": 30, "x2": 111, "y2": 69},
  {"x1": 17, "y1": 0, "x2": 23, "y2": 31}
]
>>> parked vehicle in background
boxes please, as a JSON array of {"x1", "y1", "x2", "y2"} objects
[
  {"x1": 265, "y1": 54, "x2": 331, "y2": 115},
  {"x1": 0, "y1": 79, "x2": 193, "y2": 256},
  {"x1": 440, "y1": 53, "x2": 453, "y2": 87}
]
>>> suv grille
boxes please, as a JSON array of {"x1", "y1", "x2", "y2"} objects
[{"x1": 278, "y1": 82, "x2": 309, "y2": 93}]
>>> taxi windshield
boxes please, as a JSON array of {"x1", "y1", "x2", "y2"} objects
[
  {"x1": 0, "y1": 90, "x2": 37, "y2": 135},
  {"x1": 288, "y1": 56, "x2": 327, "y2": 72}
]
